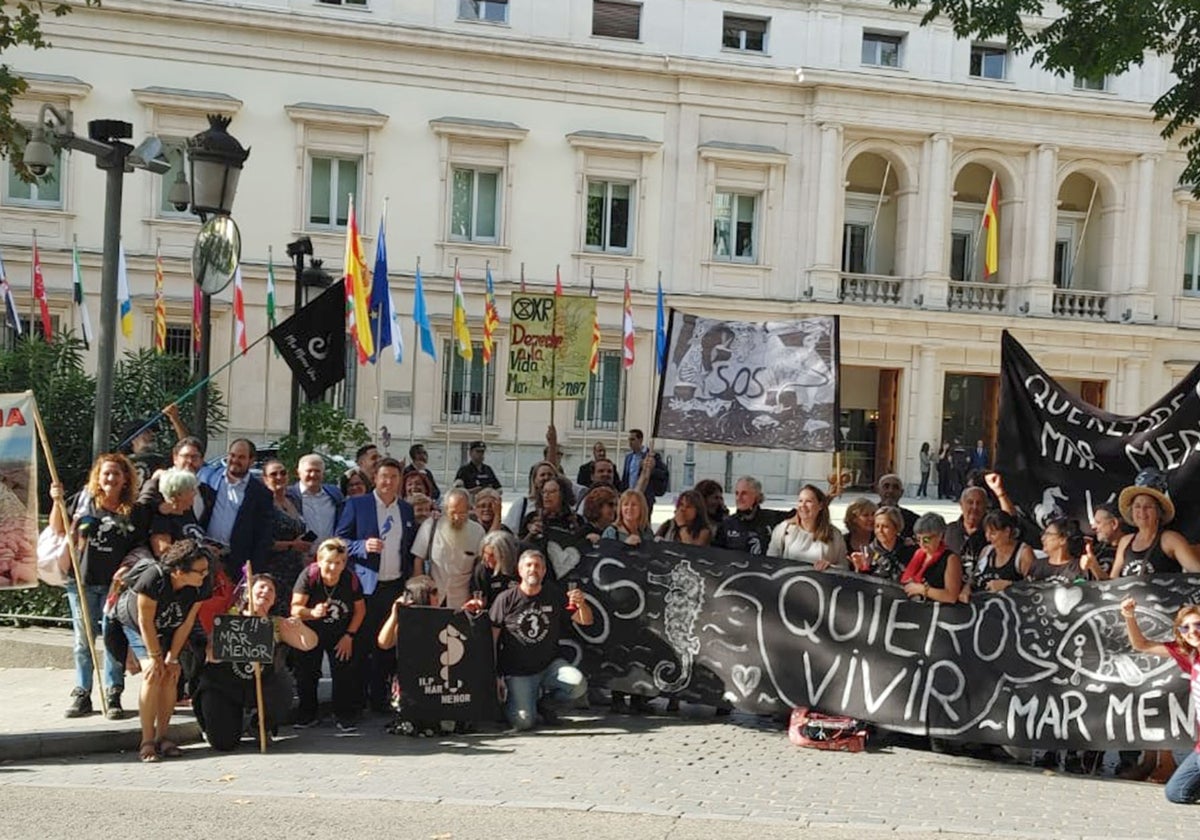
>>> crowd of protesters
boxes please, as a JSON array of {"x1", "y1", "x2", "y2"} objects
[{"x1": 41, "y1": 419, "x2": 1200, "y2": 803}]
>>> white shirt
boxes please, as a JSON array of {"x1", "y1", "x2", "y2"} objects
[
  {"x1": 374, "y1": 492, "x2": 403, "y2": 581},
  {"x1": 412, "y1": 517, "x2": 484, "y2": 609},
  {"x1": 206, "y1": 472, "x2": 247, "y2": 547},
  {"x1": 768, "y1": 520, "x2": 847, "y2": 567}
]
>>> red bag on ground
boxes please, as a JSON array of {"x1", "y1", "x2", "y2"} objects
[{"x1": 788, "y1": 706, "x2": 869, "y2": 752}]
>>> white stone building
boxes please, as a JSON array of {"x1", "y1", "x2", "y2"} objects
[{"x1": 2, "y1": 0, "x2": 1196, "y2": 495}]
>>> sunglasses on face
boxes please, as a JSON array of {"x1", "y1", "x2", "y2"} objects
[
  {"x1": 917, "y1": 535, "x2": 938, "y2": 543},
  {"x1": 1179, "y1": 622, "x2": 1200, "y2": 635}
]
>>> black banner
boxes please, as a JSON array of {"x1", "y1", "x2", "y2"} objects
[
  {"x1": 269, "y1": 280, "x2": 347, "y2": 399},
  {"x1": 653, "y1": 312, "x2": 839, "y2": 452},
  {"x1": 211, "y1": 615, "x2": 274, "y2": 664},
  {"x1": 547, "y1": 533, "x2": 1198, "y2": 750},
  {"x1": 395, "y1": 606, "x2": 500, "y2": 722},
  {"x1": 997, "y1": 330, "x2": 1200, "y2": 540}
]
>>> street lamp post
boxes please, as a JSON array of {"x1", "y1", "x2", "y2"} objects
[{"x1": 24, "y1": 107, "x2": 172, "y2": 461}]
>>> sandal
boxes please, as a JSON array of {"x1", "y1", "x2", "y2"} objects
[
  {"x1": 138, "y1": 741, "x2": 160, "y2": 763},
  {"x1": 157, "y1": 739, "x2": 183, "y2": 758}
]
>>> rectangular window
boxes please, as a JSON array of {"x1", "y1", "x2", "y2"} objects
[
  {"x1": 723, "y1": 14, "x2": 767, "y2": 52},
  {"x1": 0, "y1": 314, "x2": 60, "y2": 350},
  {"x1": 1185, "y1": 233, "x2": 1200, "y2": 295},
  {"x1": 1054, "y1": 238, "x2": 1072, "y2": 289},
  {"x1": 450, "y1": 167, "x2": 500, "y2": 242},
  {"x1": 1073, "y1": 74, "x2": 1106, "y2": 91},
  {"x1": 970, "y1": 44, "x2": 1007, "y2": 80},
  {"x1": 861, "y1": 32, "x2": 901, "y2": 68},
  {"x1": 712, "y1": 192, "x2": 757, "y2": 262},
  {"x1": 585, "y1": 179, "x2": 633, "y2": 252},
  {"x1": 593, "y1": 0, "x2": 640, "y2": 40},
  {"x1": 458, "y1": 0, "x2": 508, "y2": 23},
  {"x1": 6, "y1": 129, "x2": 63, "y2": 208},
  {"x1": 842, "y1": 223, "x2": 869, "y2": 273},
  {"x1": 164, "y1": 323, "x2": 193, "y2": 360},
  {"x1": 575, "y1": 350, "x2": 624, "y2": 430},
  {"x1": 442, "y1": 340, "x2": 496, "y2": 423},
  {"x1": 158, "y1": 139, "x2": 189, "y2": 218},
  {"x1": 308, "y1": 155, "x2": 360, "y2": 229},
  {"x1": 950, "y1": 232, "x2": 971, "y2": 282}
]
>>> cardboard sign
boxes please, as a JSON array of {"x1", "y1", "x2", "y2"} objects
[
  {"x1": 211, "y1": 614, "x2": 275, "y2": 664},
  {"x1": 505, "y1": 293, "x2": 595, "y2": 400}
]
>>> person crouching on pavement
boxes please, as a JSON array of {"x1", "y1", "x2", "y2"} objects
[
  {"x1": 489, "y1": 549, "x2": 592, "y2": 730},
  {"x1": 194, "y1": 574, "x2": 316, "y2": 751}
]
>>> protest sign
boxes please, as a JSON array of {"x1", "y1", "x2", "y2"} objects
[
  {"x1": 653, "y1": 313, "x2": 839, "y2": 451},
  {"x1": 546, "y1": 530, "x2": 1199, "y2": 750},
  {"x1": 211, "y1": 614, "x2": 275, "y2": 664},
  {"x1": 395, "y1": 606, "x2": 500, "y2": 722},
  {"x1": 997, "y1": 330, "x2": 1200, "y2": 539},
  {"x1": 0, "y1": 391, "x2": 37, "y2": 590},
  {"x1": 505, "y1": 293, "x2": 595, "y2": 400}
]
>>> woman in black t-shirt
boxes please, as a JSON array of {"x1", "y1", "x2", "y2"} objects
[
  {"x1": 48, "y1": 453, "x2": 141, "y2": 720},
  {"x1": 470, "y1": 530, "x2": 520, "y2": 609},
  {"x1": 107, "y1": 539, "x2": 209, "y2": 762},
  {"x1": 148, "y1": 468, "x2": 206, "y2": 559},
  {"x1": 290, "y1": 538, "x2": 365, "y2": 731}
]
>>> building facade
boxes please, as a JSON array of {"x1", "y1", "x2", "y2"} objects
[{"x1": 2, "y1": 0, "x2": 1196, "y2": 494}]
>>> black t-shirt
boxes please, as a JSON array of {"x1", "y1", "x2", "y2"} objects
[
  {"x1": 149, "y1": 510, "x2": 206, "y2": 555},
  {"x1": 115, "y1": 562, "x2": 202, "y2": 643},
  {"x1": 128, "y1": 451, "x2": 169, "y2": 487},
  {"x1": 455, "y1": 461, "x2": 501, "y2": 491},
  {"x1": 489, "y1": 583, "x2": 573, "y2": 677},
  {"x1": 472, "y1": 563, "x2": 517, "y2": 608},
  {"x1": 714, "y1": 507, "x2": 789, "y2": 556},
  {"x1": 293, "y1": 563, "x2": 363, "y2": 635},
  {"x1": 75, "y1": 495, "x2": 141, "y2": 586}
]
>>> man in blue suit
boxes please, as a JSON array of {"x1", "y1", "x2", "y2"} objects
[
  {"x1": 286, "y1": 453, "x2": 345, "y2": 546},
  {"x1": 335, "y1": 456, "x2": 416, "y2": 713},
  {"x1": 202, "y1": 438, "x2": 273, "y2": 582}
]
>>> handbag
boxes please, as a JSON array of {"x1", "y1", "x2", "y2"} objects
[
  {"x1": 36, "y1": 526, "x2": 71, "y2": 587},
  {"x1": 788, "y1": 706, "x2": 869, "y2": 752}
]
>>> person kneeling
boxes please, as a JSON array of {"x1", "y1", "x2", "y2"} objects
[
  {"x1": 194, "y1": 574, "x2": 316, "y2": 751},
  {"x1": 489, "y1": 549, "x2": 592, "y2": 731}
]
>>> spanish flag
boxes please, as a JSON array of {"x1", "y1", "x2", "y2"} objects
[
  {"x1": 343, "y1": 194, "x2": 374, "y2": 364},
  {"x1": 983, "y1": 174, "x2": 1000, "y2": 279}
]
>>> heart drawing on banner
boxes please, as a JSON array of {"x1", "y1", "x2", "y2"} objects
[
  {"x1": 731, "y1": 663, "x2": 761, "y2": 697},
  {"x1": 1054, "y1": 587, "x2": 1083, "y2": 616},
  {"x1": 546, "y1": 541, "x2": 581, "y2": 580}
]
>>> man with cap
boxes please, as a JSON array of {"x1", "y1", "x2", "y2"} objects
[
  {"x1": 119, "y1": 403, "x2": 191, "y2": 486},
  {"x1": 455, "y1": 441, "x2": 501, "y2": 492},
  {"x1": 1108, "y1": 468, "x2": 1200, "y2": 577}
]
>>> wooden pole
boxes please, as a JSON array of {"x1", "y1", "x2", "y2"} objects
[
  {"x1": 549, "y1": 264, "x2": 559, "y2": 446},
  {"x1": 243, "y1": 558, "x2": 268, "y2": 753},
  {"x1": 511, "y1": 263, "x2": 524, "y2": 488},
  {"x1": 30, "y1": 396, "x2": 109, "y2": 717}
]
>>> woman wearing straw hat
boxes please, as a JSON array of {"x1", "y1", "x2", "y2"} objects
[{"x1": 1109, "y1": 468, "x2": 1200, "y2": 578}]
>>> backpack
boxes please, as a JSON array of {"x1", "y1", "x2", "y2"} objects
[
  {"x1": 648, "y1": 458, "x2": 670, "y2": 497},
  {"x1": 788, "y1": 706, "x2": 869, "y2": 752},
  {"x1": 103, "y1": 548, "x2": 160, "y2": 618}
]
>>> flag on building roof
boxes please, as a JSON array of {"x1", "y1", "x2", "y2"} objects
[
  {"x1": 343, "y1": 194, "x2": 374, "y2": 364},
  {"x1": 413, "y1": 263, "x2": 436, "y2": 360},
  {"x1": 483, "y1": 264, "x2": 499, "y2": 365},
  {"x1": 622, "y1": 275, "x2": 635, "y2": 370},
  {"x1": 153, "y1": 241, "x2": 166, "y2": 354},
  {"x1": 452, "y1": 264, "x2": 473, "y2": 361},
  {"x1": 71, "y1": 238, "x2": 93, "y2": 350},
  {"x1": 983, "y1": 174, "x2": 1000, "y2": 279},
  {"x1": 232, "y1": 264, "x2": 247, "y2": 354},
  {"x1": 31, "y1": 232, "x2": 51, "y2": 341},
  {"x1": 117, "y1": 240, "x2": 133, "y2": 339}
]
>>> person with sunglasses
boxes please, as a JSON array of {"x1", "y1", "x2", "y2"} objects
[
  {"x1": 1029, "y1": 518, "x2": 1096, "y2": 584},
  {"x1": 261, "y1": 458, "x2": 311, "y2": 610},
  {"x1": 899, "y1": 513, "x2": 963, "y2": 603},
  {"x1": 1121, "y1": 596, "x2": 1200, "y2": 802}
]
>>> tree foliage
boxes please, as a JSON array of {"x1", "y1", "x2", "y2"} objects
[
  {"x1": 276, "y1": 400, "x2": 370, "y2": 475},
  {"x1": 891, "y1": 0, "x2": 1200, "y2": 189}
]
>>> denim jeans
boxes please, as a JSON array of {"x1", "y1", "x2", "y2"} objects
[
  {"x1": 502, "y1": 657, "x2": 587, "y2": 731},
  {"x1": 1166, "y1": 750, "x2": 1200, "y2": 804},
  {"x1": 65, "y1": 582, "x2": 124, "y2": 695}
]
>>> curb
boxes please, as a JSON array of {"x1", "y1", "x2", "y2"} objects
[{"x1": 0, "y1": 719, "x2": 202, "y2": 762}]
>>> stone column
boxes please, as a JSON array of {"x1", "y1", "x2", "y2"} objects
[
  {"x1": 914, "y1": 346, "x2": 940, "y2": 452},
  {"x1": 1028, "y1": 144, "x2": 1058, "y2": 286},
  {"x1": 813, "y1": 122, "x2": 843, "y2": 269},
  {"x1": 921, "y1": 133, "x2": 952, "y2": 278}
]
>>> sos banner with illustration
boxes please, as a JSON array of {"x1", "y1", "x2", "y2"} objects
[
  {"x1": 653, "y1": 313, "x2": 839, "y2": 452},
  {"x1": 505, "y1": 293, "x2": 596, "y2": 401},
  {"x1": 0, "y1": 391, "x2": 37, "y2": 590}
]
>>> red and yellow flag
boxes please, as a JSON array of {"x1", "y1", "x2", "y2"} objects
[
  {"x1": 153, "y1": 242, "x2": 166, "y2": 354},
  {"x1": 482, "y1": 265, "x2": 499, "y2": 365},
  {"x1": 343, "y1": 194, "x2": 374, "y2": 364},
  {"x1": 983, "y1": 174, "x2": 1000, "y2": 279}
]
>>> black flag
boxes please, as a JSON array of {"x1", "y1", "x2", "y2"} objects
[{"x1": 269, "y1": 280, "x2": 346, "y2": 399}]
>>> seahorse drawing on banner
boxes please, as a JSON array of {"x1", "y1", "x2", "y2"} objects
[{"x1": 647, "y1": 559, "x2": 705, "y2": 691}]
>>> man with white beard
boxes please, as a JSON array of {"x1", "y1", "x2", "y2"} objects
[{"x1": 412, "y1": 489, "x2": 484, "y2": 609}]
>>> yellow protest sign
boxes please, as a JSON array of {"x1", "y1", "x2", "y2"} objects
[{"x1": 505, "y1": 293, "x2": 595, "y2": 400}]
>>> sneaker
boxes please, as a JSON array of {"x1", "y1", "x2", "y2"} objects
[
  {"x1": 335, "y1": 719, "x2": 359, "y2": 734},
  {"x1": 536, "y1": 700, "x2": 560, "y2": 726},
  {"x1": 104, "y1": 688, "x2": 124, "y2": 721},
  {"x1": 64, "y1": 687, "x2": 92, "y2": 719},
  {"x1": 292, "y1": 714, "x2": 320, "y2": 729}
]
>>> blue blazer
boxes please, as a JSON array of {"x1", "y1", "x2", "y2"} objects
[
  {"x1": 201, "y1": 474, "x2": 273, "y2": 580},
  {"x1": 285, "y1": 482, "x2": 345, "y2": 537},
  {"x1": 335, "y1": 493, "x2": 417, "y2": 592}
]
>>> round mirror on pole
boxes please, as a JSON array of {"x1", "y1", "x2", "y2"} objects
[{"x1": 191, "y1": 215, "x2": 241, "y2": 294}]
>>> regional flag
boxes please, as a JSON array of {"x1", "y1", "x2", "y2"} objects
[
  {"x1": 0, "y1": 249, "x2": 21, "y2": 336},
  {"x1": 71, "y1": 238, "x2": 93, "y2": 349},
  {"x1": 232, "y1": 265, "x2": 247, "y2": 354},
  {"x1": 622, "y1": 276, "x2": 635, "y2": 370},
  {"x1": 413, "y1": 264, "x2": 437, "y2": 360},
  {"x1": 31, "y1": 233, "x2": 51, "y2": 341},
  {"x1": 117, "y1": 240, "x2": 133, "y2": 339},
  {"x1": 482, "y1": 265, "x2": 499, "y2": 365},
  {"x1": 452, "y1": 265, "x2": 473, "y2": 361},
  {"x1": 983, "y1": 174, "x2": 1000, "y2": 279},
  {"x1": 153, "y1": 242, "x2": 166, "y2": 354}
]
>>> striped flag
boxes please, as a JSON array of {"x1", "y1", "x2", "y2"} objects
[
  {"x1": 983, "y1": 174, "x2": 1000, "y2": 278},
  {"x1": 192, "y1": 281, "x2": 202, "y2": 355},
  {"x1": 0, "y1": 249, "x2": 21, "y2": 336},
  {"x1": 153, "y1": 242, "x2": 166, "y2": 353},
  {"x1": 71, "y1": 238, "x2": 93, "y2": 349},
  {"x1": 482, "y1": 265, "x2": 499, "y2": 365},
  {"x1": 413, "y1": 264, "x2": 437, "y2": 359},
  {"x1": 452, "y1": 264, "x2": 473, "y2": 361},
  {"x1": 622, "y1": 275, "x2": 635, "y2": 370},
  {"x1": 117, "y1": 240, "x2": 133, "y2": 339},
  {"x1": 266, "y1": 250, "x2": 278, "y2": 357},
  {"x1": 588, "y1": 272, "x2": 600, "y2": 375},
  {"x1": 31, "y1": 232, "x2": 51, "y2": 341},
  {"x1": 343, "y1": 194, "x2": 374, "y2": 364},
  {"x1": 232, "y1": 264, "x2": 247, "y2": 354}
]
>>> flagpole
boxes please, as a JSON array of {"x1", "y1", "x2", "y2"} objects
[
  {"x1": 549, "y1": 264, "x2": 559, "y2": 458},
  {"x1": 582, "y1": 266, "x2": 594, "y2": 466},
  {"x1": 69, "y1": 234, "x2": 78, "y2": 337},
  {"x1": 262, "y1": 245, "x2": 273, "y2": 441},
  {"x1": 616, "y1": 268, "x2": 629, "y2": 455},
  {"x1": 512, "y1": 262, "x2": 524, "y2": 489},
  {"x1": 444, "y1": 257, "x2": 457, "y2": 484},
  {"x1": 409, "y1": 256, "x2": 420, "y2": 455},
  {"x1": 1067, "y1": 181, "x2": 1099, "y2": 290},
  {"x1": 480, "y1": 260, "x2": 488, "y2": 448},
  {"x1": 373, "y1": 199, "x2": 389, "y2": 453},
  {"x1": 647, "y1": 270, "x2": 660, "y2": 449},
  {"x1": 29, "y1": 229, "x2": 36, "y2": 334}
]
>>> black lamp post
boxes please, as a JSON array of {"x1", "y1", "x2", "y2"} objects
[
  {"x1": 285, "y1": 235, "x2": 333, "y2": 436},
  {"x1": 180, "y1": 114, "x2": 250, "y2": 444}
]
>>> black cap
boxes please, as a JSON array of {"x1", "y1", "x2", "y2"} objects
[{"x1": 469, "y1": 440, "x2": 486, "y2": 451}]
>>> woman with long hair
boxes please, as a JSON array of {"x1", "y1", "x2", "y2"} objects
[
  {"x1": 842, "y1": 497, "x2": 877, "y2": 555},
  {"x1": 521, "y1": 475, "x2": 580, "y2": 544},
  {"x1": 693, "y1": 479, "x2": 728, "y2": 526},
  {"x1": 504, "y1": 460, "x2": 559, "y2": 534},
  {"x1": 602, "y1": 489, "x2": 655, "y2": 546},
  {"x1": 656, "y1": 489, "x2": 712, "y2": 546},
  {"x1": 260, "y1": 459, "x2": 310, "y2": 604},
  {"x1": 917, "y1": 441, "x2": 932, "y2": 498},
  {"x1": 48, "y1": 452, "x2": 140, "y2": 720},
  {"x1": 470, "y1": 530, "x2": 520, "y2": 608},
  {"x1": 579, "y1": 485, "x2": 619, "y2": 545},
  {"x1": 767, "y1": 484, "x2": 847, "y2": 569}
]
